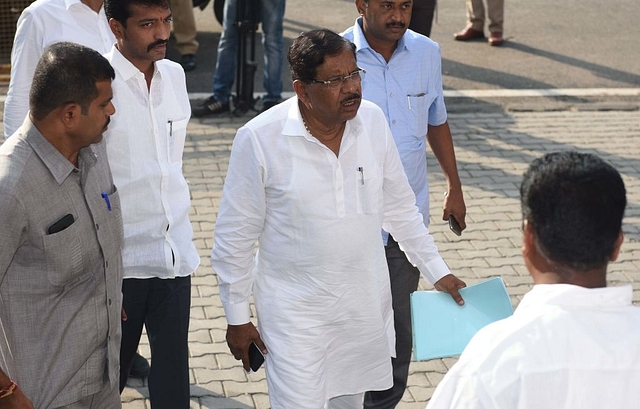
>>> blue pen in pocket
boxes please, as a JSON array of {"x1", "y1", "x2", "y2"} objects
[{"x1": 101, "y1": 192, "x2": 112, "y2": 211}]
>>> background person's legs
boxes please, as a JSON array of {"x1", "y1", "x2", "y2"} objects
[
  {"x1": 363, "y1": 236, "x2": 421, "y2": 409},
  {"x1": 146, "y1": 276, "x2": 192, "y2": 409},
  {"x1": 409, "y1": 0, "x2": 437, "y2": 37},
  {"x1": 119, "y1": 278, "x2": 150, "y2": 392},
  {"x1": 169, "y1": 0, "x2": 199, "y2": 70}
]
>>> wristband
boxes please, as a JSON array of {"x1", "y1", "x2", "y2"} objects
[{"x1": 0, "y1": 380, "x2": 17, "y2": 399}]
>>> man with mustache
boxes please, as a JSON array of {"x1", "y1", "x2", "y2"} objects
[
  {"x1": 342, "y1": 1, "x2": 467, "y2": 407},
  {"x1": 102, "y1": 1, "x2": 200, "y2": 408},
  {"x1": 211, "y1": 29, "x2": 464, "y2": 409},
  {"x1": 0, "y1": 42, "x2": 122, "y2": 409}
]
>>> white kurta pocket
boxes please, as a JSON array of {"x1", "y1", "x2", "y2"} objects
[{"x1": 167, "y1": 117, "x2": 189, "y2": 164}]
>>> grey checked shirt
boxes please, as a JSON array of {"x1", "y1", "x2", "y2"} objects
[{"x1": 0, "y1": 118, "x2": 123, "y2": 408}]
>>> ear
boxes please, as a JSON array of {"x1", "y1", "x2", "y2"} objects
[
  {"x1": 293, "y1": 80, "x2": 310, "y2": 106},
  {"x1": 355, "y1": 0, "x2": 365, "y2": 15},
  {"x1": 109, "y1": 18, "x2": 123, "y2": 39},
  {"x1": 610, "y1": 230, "x2": 624, "y2": 262},
  {"x1": 522, "y1": 220, "x2": 536, "y2": 259},
  {"x1": 60, "y1": 103, "x2": 81, "y2": 130}
]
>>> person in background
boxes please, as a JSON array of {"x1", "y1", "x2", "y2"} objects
[
  {"x1": 428, "y1": 151, "x2": 640, "y2": 408},
  {"x1": 169, "y1": 0, "x2": 199, "y2": 71},
  {"x1": 453, "y1": 0, "x2": 504, "y2": 46},
  {"x1": 3, "y1": 0, "x2": 114, "y2": 139},
  {"x1": 409, "y1": 0, "x2": 436, "y2": 37},
  {"x1": 342, "y1": 1, "x2": 466, "y2": 407},
  {"x1": 103, "y1": 0, "x2": 200, "y2": 407},
  {"x1": 192, "y1": 0, "x2": 285, "y2": 116},
  {"x1": 211, "y1": 28, "x2": 465, "y2": 409},
  {"x1": 0, "y1": 42, "x2": 122, "y2": 409}
]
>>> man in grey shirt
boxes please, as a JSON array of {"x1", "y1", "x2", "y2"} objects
[{"x1": 0, "y1": 42, "x2": 122, "y2": 408}]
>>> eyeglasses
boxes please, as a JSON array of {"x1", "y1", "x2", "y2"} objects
[{"x1": 308, "y1": 68, "x2": 366, "y2": 88}]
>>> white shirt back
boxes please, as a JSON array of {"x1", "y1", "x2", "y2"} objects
[{"x1": 428, "y1": 284, "x2": 640, "y2": 409}]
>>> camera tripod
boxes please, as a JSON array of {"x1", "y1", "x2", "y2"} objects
[{"x1": 232, "y1": 0, "x2": 260, "y2": 116}]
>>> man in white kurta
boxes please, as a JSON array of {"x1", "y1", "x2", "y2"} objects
[
  {"x1": 4, "y1": 0, "x2": 115, "y2": 138},
  {"x1": 211, "y1": 29, "x2": 465, "y2": 409},
  {"x1": 428, "y1": 151, "x2": 640, "y2": 409}
]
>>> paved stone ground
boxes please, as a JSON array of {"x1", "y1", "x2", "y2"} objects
[
  {"x1": 1, "y1": 105, "x2": 639, "y2": 408},
  {"x1": 117, "y1": 108, "x2": 640, "y2": 408}
]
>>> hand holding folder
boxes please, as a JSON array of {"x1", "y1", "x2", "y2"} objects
[{"x1": 411, "y1": 276, "x2": 514, "y2": 360}]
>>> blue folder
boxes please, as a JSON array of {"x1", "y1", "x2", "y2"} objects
[{"x1": 410, "y1": 276, "x2": 514, "y2": 360}]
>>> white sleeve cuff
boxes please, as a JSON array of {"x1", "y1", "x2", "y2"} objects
[
  {"x1": 420, "y1": 256, "x2": 451, "y2": 285},
  {"x1": 223, "y1": 302, "x2": 252, "y2": 326}
]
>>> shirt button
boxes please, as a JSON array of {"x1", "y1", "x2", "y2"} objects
[
  {"x1": 95, "y1": 224, "x2": 99, "y2": 230},
  {"x1": 106, "y1": 261, "x2": 109, "y2": 268},
  {"x1": 392, "y1": 120, "x2": 396, "y2": 124},
  {"x1": 108, "y1": 298, "x2": 112, "y2": 305},
  {"x1": 337, "y1": 186, "x2": 342, "y2": 191},
  {"x1": 390, "y1": 92, "x2": 394, "y2": 98}
]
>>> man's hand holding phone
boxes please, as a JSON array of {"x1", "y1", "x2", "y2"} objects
[
  {"x1": 448, "y1": 215, "x2": 463, "y2": 236},
  {"x1": 226, "y1": 322, "x2": 267, "y2": 372}
]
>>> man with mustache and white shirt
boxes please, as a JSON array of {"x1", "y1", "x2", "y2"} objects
[{"x1": 102, "y1": 0, "x2": 200, "y2": 408}]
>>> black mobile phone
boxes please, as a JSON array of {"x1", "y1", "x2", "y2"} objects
[
  {"x1": 248, "y1": 342, "x2": 265, "y2": 372},
  {"x1": 48, "y1": 214, "x2": 75, "y2": 234},
  {"x1": 448, "y1": 215, "x2": 462, "y2": 236}
]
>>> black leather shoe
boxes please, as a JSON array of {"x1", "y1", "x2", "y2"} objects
[
  {"x1": 129, "y1": 352, "x2": 150, "y2": 379},
  {"x1": 180, "y1": 54, "x2": 196, "y2": 72}
]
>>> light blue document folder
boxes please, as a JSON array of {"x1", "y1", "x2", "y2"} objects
[{"x1": 411, "y1": 276, "x2": 513, "y2": 360}]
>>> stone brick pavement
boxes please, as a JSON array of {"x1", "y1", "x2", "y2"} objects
[
  {"x1": 117, "y1": 108, "x2": 640, "y2": 408},
  {"x1": 2, "y1": 106, "x2": 639, "y2": 408}
]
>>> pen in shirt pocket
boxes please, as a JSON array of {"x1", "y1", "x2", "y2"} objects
[
  {"x1": 168, "y1": 119, "x2": 173, "y2": 137},
  {"x1": 406, "y1": 92, "x2": 426, "y2": 110}
]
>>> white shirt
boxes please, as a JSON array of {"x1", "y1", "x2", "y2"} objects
[
  {"x1": 211, "y1": 97, "x2": 450, "y2": 408},
  {"x1": 103, "y1": 46, "x2": 199, "y2": 279},
  {"x1": 4, "y1": 0, "x2": 115, "y2": 138},
  {"x1": 343, "y1": 18, "x2": 448, "y2": 241},
  {"x1": 428, "y1": 284, "x2": 640, "y2": 409}
]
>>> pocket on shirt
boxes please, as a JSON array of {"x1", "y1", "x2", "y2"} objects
[
  {"x1": 167, "y1": 117, "x2": 189, "y2": 164},
  {"x1": 43, "y1": 222, "x2": 86, "y2": 287},
  {"x1": 356, "y1": 165, "x2": 383, "y2": 215},
  {"x1": 101, "y1": 187, "x2": 124, "y2": 256},
  {"x1": 407, "y1": 92, "x2": 430, "y2": 136}
]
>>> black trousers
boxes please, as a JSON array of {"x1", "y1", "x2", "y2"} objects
[
  {"x1": 364, "y1": 236, "x2": 421, "y2": 409},
  {"x1": 119, "y1": 275, "x2": 191, "y2": 409},
  {"x1": 410, "y1": 0, "x2": 437, "y2": 37}
]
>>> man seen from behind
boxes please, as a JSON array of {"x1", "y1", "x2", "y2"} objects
[{"x1": 428, "y1": 151, "x2": 640, "y2": 408}]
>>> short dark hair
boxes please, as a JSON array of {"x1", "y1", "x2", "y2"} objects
[
  {"x1": 29, "y1": 42, "x2": 115, "y2": 120},
  {"x1": 287, "y1": 29, "x2": 357, "y2": 82},
  {"x1": 104, "y1": 0, "x2": 170, "y2": 26},
  {"x1": 521, "y1": 151, "x2": 626, "y2": 271}
]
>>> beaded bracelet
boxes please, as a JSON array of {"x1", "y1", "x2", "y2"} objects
[{"x1": 0, "y1": 380, "x2": 17, "y2": 399}]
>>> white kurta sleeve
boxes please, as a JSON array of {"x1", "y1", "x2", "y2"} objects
[
  {"x1": 379, "y1": 123, "x2": 451, "y2": 284},
  {"x1": 211, "y1": 127, "x2": 267, "y2": 325},
  {"x1": 4, "y1": 10, "x2": 43, "y2": 139}
]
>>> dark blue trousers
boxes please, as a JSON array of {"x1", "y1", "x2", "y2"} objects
[{"x1": 119, "y1": 275, "x2": 191, "y2": 409}]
